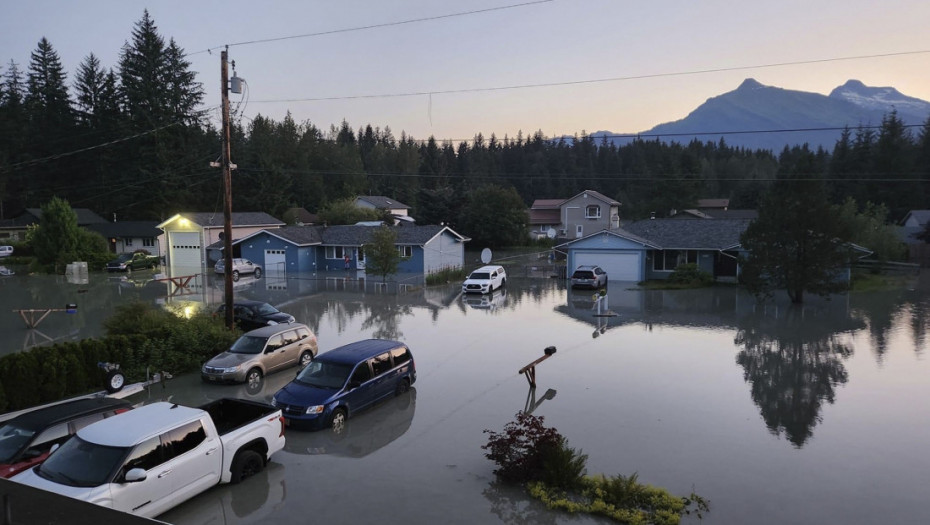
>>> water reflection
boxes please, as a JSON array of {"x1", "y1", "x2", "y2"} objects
[
  {"x1": 283, "y1": 388, "x2": 416, "y2": 458},
  {"x1": 734, "y1": 300, "x2": 862, "y2": 447},
  {"x1": 483, "y1": 481, "x2": 559, "y2": 525}
]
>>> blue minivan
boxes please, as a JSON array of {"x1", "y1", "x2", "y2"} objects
[{"x1": 272, "y1": 339, "x2": 416, "y2": 432}]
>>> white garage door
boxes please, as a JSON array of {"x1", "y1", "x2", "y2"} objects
[
  {"x1": 168, "y1": 232, "x2": 201, "y2": 273},
  {"x1": 574, "y1": 252, "x2": 641, "y2": 281},
  {"x1": 265, "y1": 249, "x2": 286, "y2": 276}
]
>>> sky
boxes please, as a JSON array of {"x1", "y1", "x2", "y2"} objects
[{"x1": 2, "y1": 0, "x2": 929, "y2": 143}]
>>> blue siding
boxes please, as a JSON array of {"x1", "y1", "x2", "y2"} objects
[{"x1": 397, "y1": 247, "x2": 425, "y2": 273}]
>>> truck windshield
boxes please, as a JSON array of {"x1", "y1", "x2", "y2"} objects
[
  {"x1": 295, "y1": 361, "x2": 352, "y2": 389},
  {"x1": 469, "y1": 272, "x2": 490, "y2": 280},
  {"x1": 116, "y1": 254, "x2": 133, "y2": 262},
  {"x1": 37, "y1": 436, "x2": 128, "y2": 487},
  {"x1": 229, "y1": 335, "x2": 266, "y2": 354},
  {"x1": 0, "y1": 424, "x2": 35, "y2": 462}
]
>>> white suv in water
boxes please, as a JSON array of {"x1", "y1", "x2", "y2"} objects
[{"x1": 462, "y1": 265, "x2": 507, "y2": 294}]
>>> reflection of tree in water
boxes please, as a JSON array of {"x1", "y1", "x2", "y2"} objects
[
  {"x1": 482, "y1": 481, "x2": 559, "y2": 525},
  {"x1": 735, "y1": 302, "x2": 861, "y2": 447},
  {"x1": 361, "y1": 301, "x2": 412, "y2": 340},
  {"x1": 849, "y1": 288, "x2": 930, "y2": 359}
]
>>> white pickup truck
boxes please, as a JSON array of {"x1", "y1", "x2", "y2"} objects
[{"x1": 12, "y1": 398, "x2": 285, "y2": 519}]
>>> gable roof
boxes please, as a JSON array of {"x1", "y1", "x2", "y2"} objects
[
  {"x1": 285, "y1": 207, "x2": 318, "y2": 225},
  {"x1": 157, "y1": 212, "x2": 284, "y2": 229},
  {"x1": 901, "y1": 210, "x2": 930, "y2": 227},
  {"x1": 555, "y1": 228, "x2": 659, "y2": 249},
  {"x1": 356, "y1": 196, "x2": 411, "y2": 210},
  {"x1": 564, "y1": 190, "x2": 619, "y2": 206},
  {"x1": 23, "y1": 207, "x2": 107, "y2": 225},
  {"x1": 231, "y1": 224, "x2": 468, "y2": 248},
  {"x1": 696, "y1": 198, "x2": 729, "y2": 209},
  {"x1": 623, "y1": 218, "x2": 751, "y2": 250},
  {"x1": 531, "y1": 199, "x2": 565, "y2": 209}
]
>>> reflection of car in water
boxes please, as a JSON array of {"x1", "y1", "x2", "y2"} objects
[
  {"x1": 283, "y1": 388, "x2": 416, "y2": 458},
  {"x1": 462, "y1": 288, "x2": 507, "y2": 310}
]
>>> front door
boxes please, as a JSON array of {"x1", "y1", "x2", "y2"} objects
[
  {"x1": 576, "y1": 225, "x2": 583, "y2": 238},
  {"x1": 356, "y1": 247, "x2": 366, "y2": 270}
]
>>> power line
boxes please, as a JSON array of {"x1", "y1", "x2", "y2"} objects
[
  {"x1": 188, "y1": 0, "x2": 555, "y2": 56},
  {"x1": 247, "y1": 49, "x2": 930, "y2": 104}
]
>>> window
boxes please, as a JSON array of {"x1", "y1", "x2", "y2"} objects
[
  {"x1": 371, "y1": 353, "x2": 393, "y2": 376},
  {"x1": 585, "y1": 205, "x2": 601, "y2": 219},
  {"x1": 122, "y1": 436, "x2": 164, "y2": 476},
  {"x1": 31, "y1": 424, "x2": 70, "y2": 449},
  {"x1": 266, "y1": 334, "x2": 284, "y2": 351},
  {"x1": 71, "y1": 413, "x2": 106, "y2": 433},
  {"x1": 162, "y1": 420, "x2": 207, "y2": 459},
  {"x1": 652, "y1": 250, "x2": 698, "y2": 271},
  {"x1": 325, "y1": 246, "x2": 348, "y2": 259},
  {"x1": 397, "y1": 245, "x2": 412, "y2": 258},
  {"x1": 350, "y1": 362, "x2": 372, "y2": 384},
  {"x1": 391, "y1": 347, "x2": 411, "y2": 366},
  {"x1": 125, "y1": 238, "x2": 133, "y2": 247},
  {"x1": 296, "y1": 327, "x2": 311, "y2": 340},
  {"x1": 143, "y1": 238, "x2": 155, "y2": 247}
]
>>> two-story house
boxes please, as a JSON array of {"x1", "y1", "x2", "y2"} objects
[{"x1": 529, "y1": 190, "x2": 621, "y2": 240}]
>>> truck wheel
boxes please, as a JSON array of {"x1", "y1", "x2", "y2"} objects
[
  {"x1": 254, "y1": 268, "x2": 262, "y2": 279},
  {"x1": 105, "y1": 370, "x2": 126, "y2": 393},
  {"x1": 230, "y1": 450, "x2": 264, "y2": 484},
  {"x1": 331, "y1": 408, "x2": 347, "y2": 435}
]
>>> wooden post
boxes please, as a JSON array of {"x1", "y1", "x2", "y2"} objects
[{"x1": 518, "y1": 346, "x2": 557, "y2": 388}]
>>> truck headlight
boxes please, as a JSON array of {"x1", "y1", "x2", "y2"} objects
[{"x1": 305, "y1": 405, "x2": 324, "y2": 415}]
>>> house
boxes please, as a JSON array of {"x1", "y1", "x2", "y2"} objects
[
  {"x1": 232, "y1": 224, "x2": 468, "y2": 276},
  {"x1": 0, "y1": 207, "x2": 106, "y2": 241},
  {"x1": 283, "y1": 207, "x2": 319, "y2": 226},
  {"x1": 157, "y1": 212, "x2": 284, "y2": 274},
  {"x1": 898, "y1": 210, "x2": 930, "y2": 266},
  {"x1": 528, "y1": 190, "x2": 621, "y2": 240},
  {"x1": 355, "y1": 196, "x2": 414, "y2": 225},
  {"x1": 85, "y1": 221, "x2": 164, "y2": 258},
  {"x1": 557, "y1": 219, "x2": 751, "y2": 282}
]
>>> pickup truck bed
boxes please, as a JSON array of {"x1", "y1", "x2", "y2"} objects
[{"x1": 202, "y1": 398, "x2": 280, "y2": 436}]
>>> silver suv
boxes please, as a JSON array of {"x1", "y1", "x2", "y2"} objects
[
  {"x1": 201, "y1": 323, "x2": 318, "y2": 387},
  {"x1": 214, "y1": 257, "x2": 262, "y2": 281},
  {"x1": 570, "y1": 265, "x2": 608, "y2": 289},
  {"x1": 462, "y1": 265, "x2": 507, "y2": 294}
]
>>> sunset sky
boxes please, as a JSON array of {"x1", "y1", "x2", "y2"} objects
[{"x1": 3, "y1": 0, "x2": 928, "y2": 142}]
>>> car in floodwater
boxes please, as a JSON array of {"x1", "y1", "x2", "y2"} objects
[{"x1": 202, "y1": 323, "x2": 318, "y2": 387}]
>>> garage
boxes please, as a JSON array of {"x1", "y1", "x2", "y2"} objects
[
  {"x1": 265, "y1": 249, "x2": 286, "y2": 276},
  {"x1": 167, "y1": 231, "x2": 201, "y2": 272},
  {"x1": 574, "y1": 251, "x2": 641, "y2": 282}
]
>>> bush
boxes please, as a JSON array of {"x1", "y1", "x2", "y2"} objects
[
  {"x1": 483, "y1": 412, "x2": 586, "y2": 488},
  {"x1": 666, "y1": 263, "x2": 713, "y2": 286},
  {"x1": 426, "y1": 267, "x2": 468, "y2": 286}
]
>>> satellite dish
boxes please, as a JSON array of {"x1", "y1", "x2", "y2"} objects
[
  {"x1": 480, "y1": 248, "x2": 492, "y2": 264},
  {"x1": 547, "y1": 228, "x2": 556, "y2": 239}
]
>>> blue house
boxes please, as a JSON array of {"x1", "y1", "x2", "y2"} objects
[{"x1": 233, "y1": 224, "x2": 468, "y2": 276}]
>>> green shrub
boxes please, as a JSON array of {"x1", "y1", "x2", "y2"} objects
[
  {"x1": 666, "y1": 263, "x2": 713, "y2": 286},
  {"x1": 426, "y1": 267, "x2": 468, "y2": 286}
]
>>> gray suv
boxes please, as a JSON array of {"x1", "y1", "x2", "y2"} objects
[
  {"x1": 214, "y1": 258, "x2": 262, "y2": 281},
  {"x1": 570, "y1": 265, "x2": 608, "y2": 288},
  {"x1": 202, "y1": 323, "x2": 318, "y2": 387}
]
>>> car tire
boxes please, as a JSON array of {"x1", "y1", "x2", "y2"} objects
[
  {"x1": 230, "y1": 449, "x2": 264, "y2": 484},
  {"x1": 105, "y1": 369, "x2": 126, "y2": 393},
  {"x1": 299, "y1": 351, "x2": 313, "y2": 368},
  {"x1": 254, "y1": 268, "x2": 262, "y2": 279},
  {"x1": 246, "y1": 368, "x2": 262, "y2": 389},
  {"x1": 232, "y1": 270, "x2": 240, "y2": 282},
  {"x1": 331, "y1": 408, "x2": 347, "y2": 435}
]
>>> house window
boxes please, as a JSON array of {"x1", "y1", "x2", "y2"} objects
[
  {"x1": 653, "y1": 250, "x2": 698, "y2": 271},
  {"x1": 143, "y1": 238, "x2": 155, "y2": 247},
  {"x1": 585, "y1": 205, "x2": 601, "y2": 219},
  {"x1": 325, "y1": 246, "x2": 348, "y2": 259},
  {"x1": 125, "y1": 238, "x2": 133, "y2": 247},
  {"x1": 397, "y1": 245, "x2": 412, "y2": 258}
]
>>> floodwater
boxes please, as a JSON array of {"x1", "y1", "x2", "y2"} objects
[{"x1": 2, "y1": 265, "x2": 930, "y2": 525}]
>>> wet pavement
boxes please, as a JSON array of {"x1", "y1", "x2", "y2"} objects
[{"x1": 2, "y1": 267, "x2": 930, "y2": 524}]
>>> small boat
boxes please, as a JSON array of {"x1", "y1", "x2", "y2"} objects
[{"x1": 0, "y1": 265, "x2": 14, "y2": 276}]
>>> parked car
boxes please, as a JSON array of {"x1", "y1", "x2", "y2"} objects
[
  {"x1": 12, "y1": 398, "x2": 286, "y2": 519},
  {"x1": 0, "y1": 245, "x2": 13, "y2": 258},
  {"x1": 0, "y1": 398, "x2": 132, "y2": 479},
  {"x1": 570, "y1": 265, "x2": 608, "y2": 289},
  {"x1": 272, "y1": 339, "x2": 416, "y2": 432},
  {"x1": 202, "y1": 323, "x2": 318, "y2": 387},
  {"x1": 215, "y1": 300, "x2": 295, "y2": 331},
  {"x1": 215, "y1": 258, "x2": 262, "y2": 281},
  {"x1": 106, "y1": 252, "x2": 159, "y2": 272},
  {"x1": 462, "y1": 265, "x2": 507, "y2": 294}
]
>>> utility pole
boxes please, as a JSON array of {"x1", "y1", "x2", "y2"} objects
[{"x1": 221, "y1": 47, "x2": 234, "y2": 329}]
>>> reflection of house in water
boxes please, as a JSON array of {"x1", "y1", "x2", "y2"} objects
[
  {"x1": 557, "y1": 285, "x2": 867, "y2": 448},
  {"x1": 283, "y1": 388, "x2": 416, "y2": 458}
]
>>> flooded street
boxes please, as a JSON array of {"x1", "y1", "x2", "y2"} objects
[{"x1": 2, "y1": 267, "x2": 929, "y2": 524}]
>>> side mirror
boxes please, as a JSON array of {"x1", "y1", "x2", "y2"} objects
[{"x1": 124, "y1": 468, "x2": 147, "y2": 483}]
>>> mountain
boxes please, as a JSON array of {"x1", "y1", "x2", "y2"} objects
[{"x1": 590, "y1": 79, "x2": 930, "y2": 152}]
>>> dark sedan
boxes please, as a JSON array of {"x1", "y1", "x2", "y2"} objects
[{"x1": 216, "y1": 299, "x2": 296, "y2": 331}]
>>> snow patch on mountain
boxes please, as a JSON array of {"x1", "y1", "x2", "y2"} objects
[{"x1": 829, "y1": 79, "x2": 930, "y2": 113}]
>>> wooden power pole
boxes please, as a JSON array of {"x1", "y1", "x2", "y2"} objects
[{"x1": 221, "y1": 47, "x2": 234, "y2": 329}]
